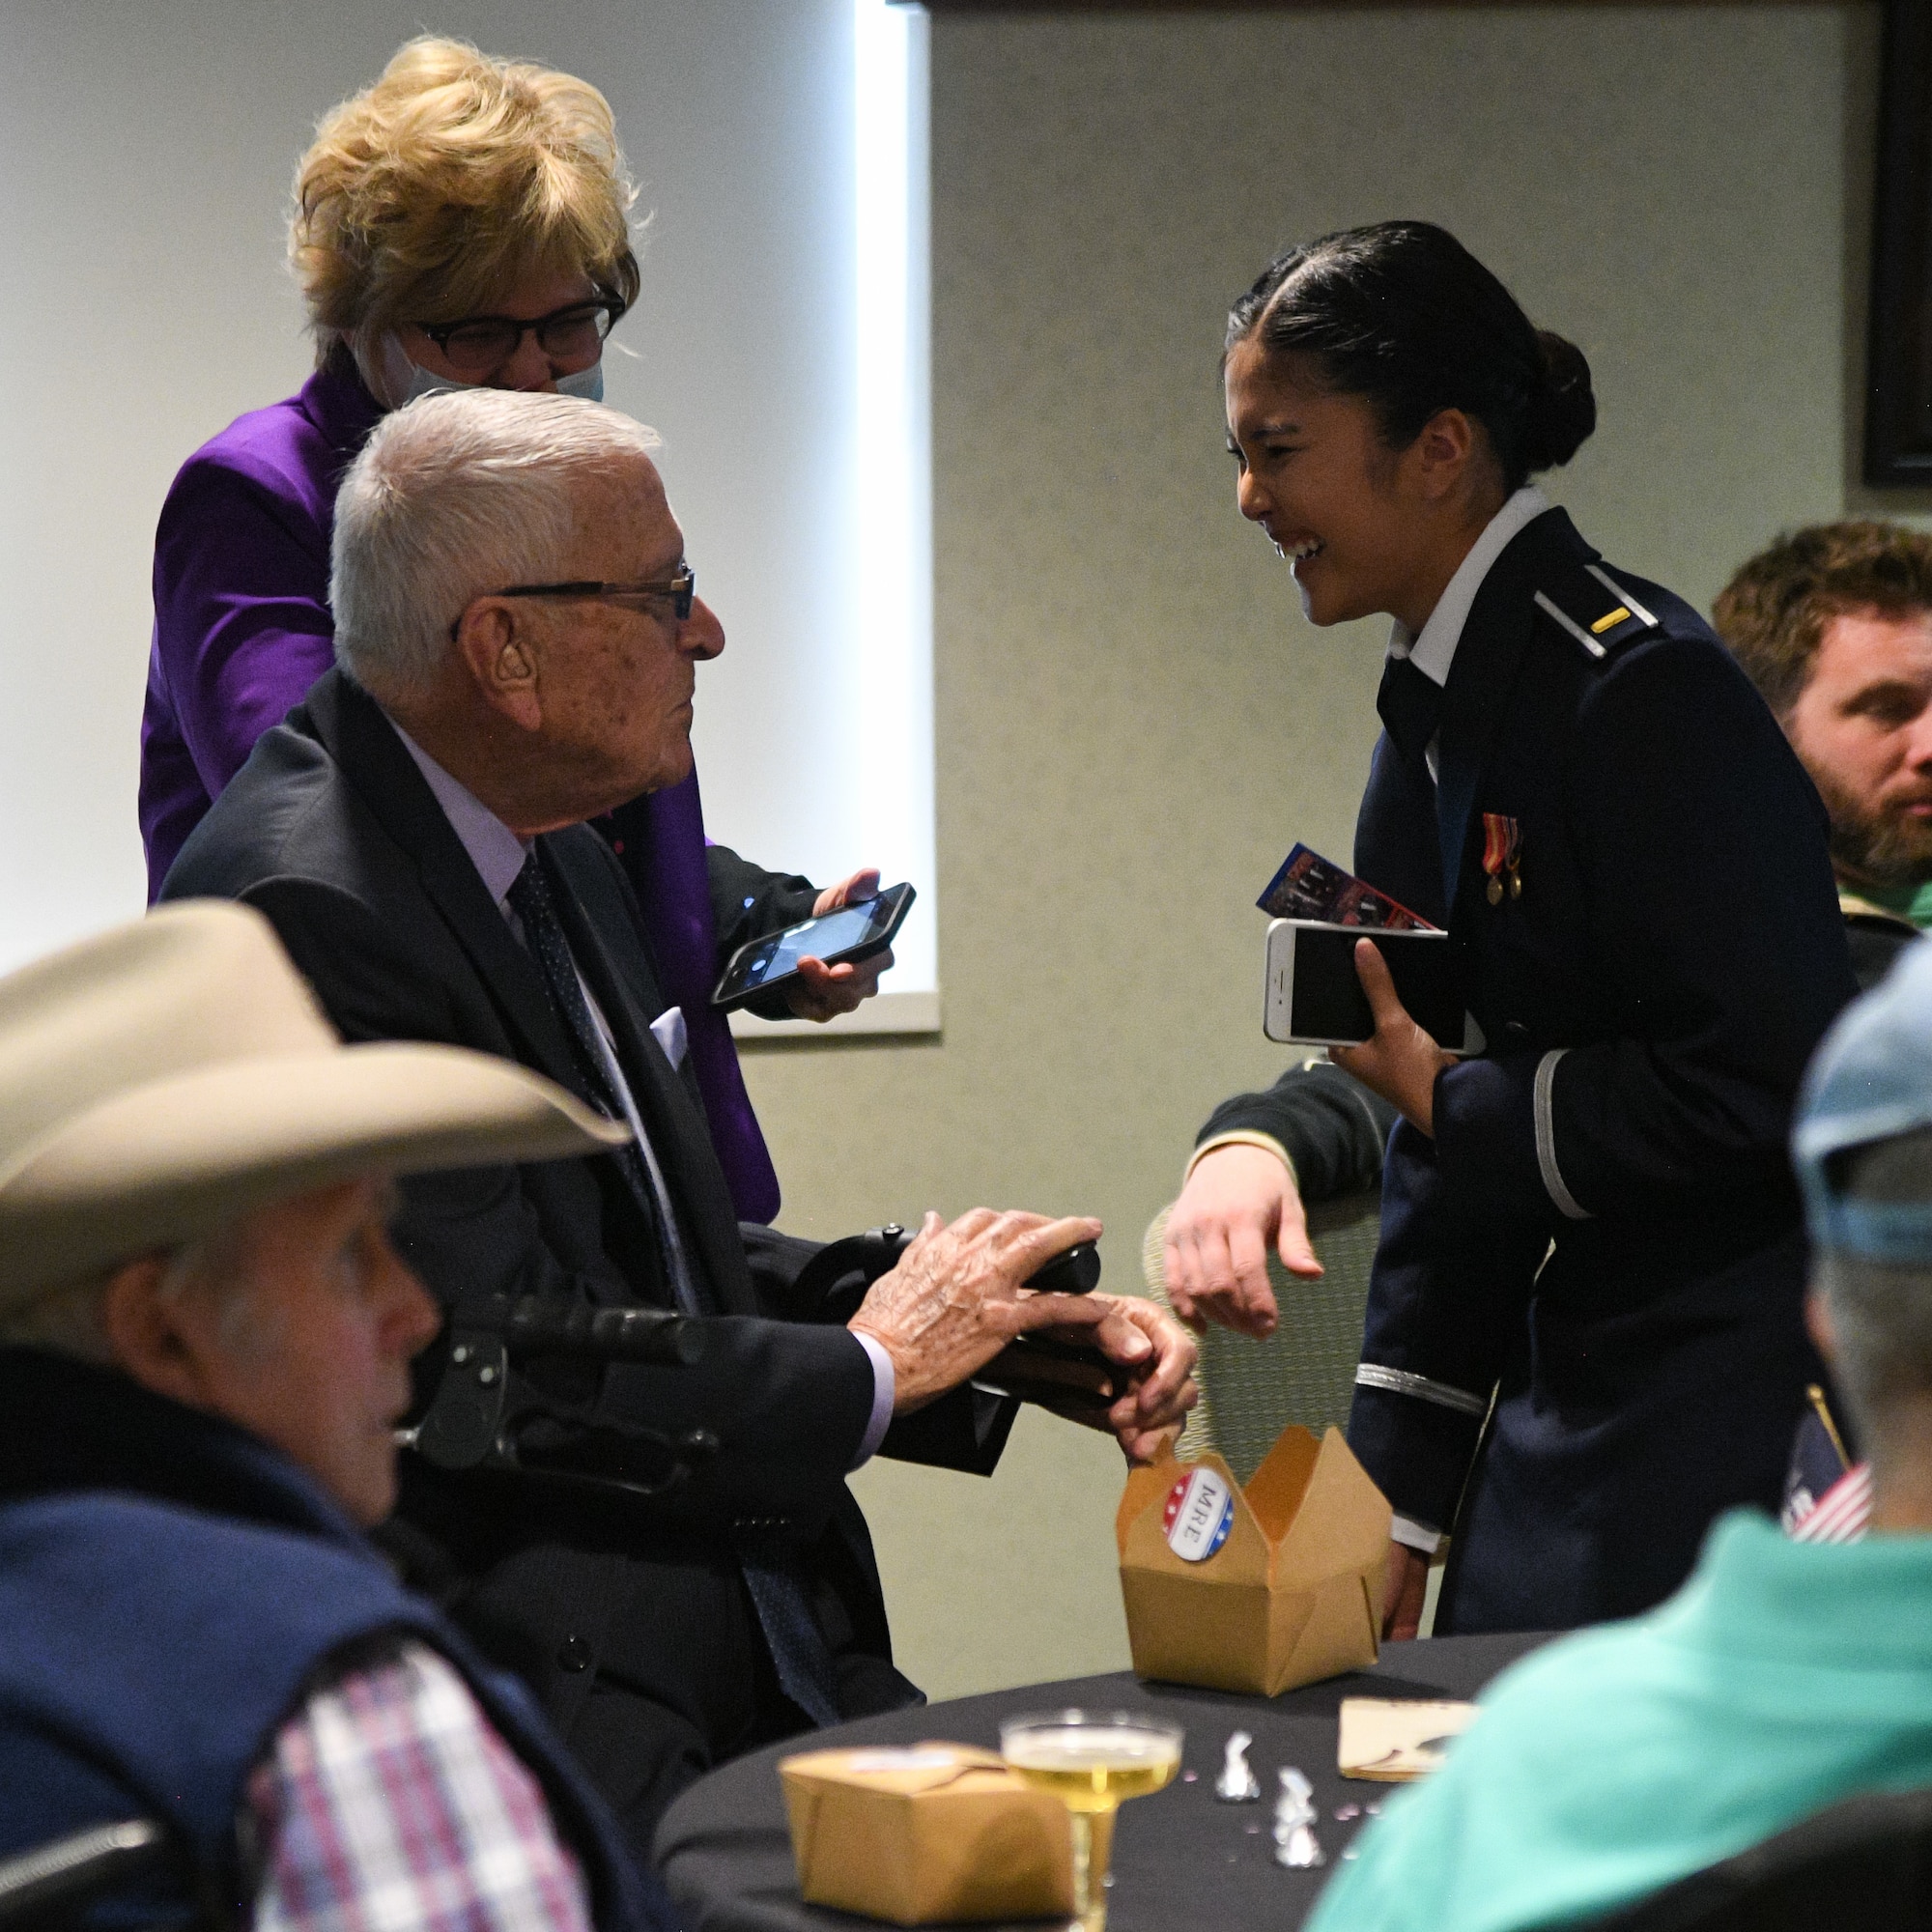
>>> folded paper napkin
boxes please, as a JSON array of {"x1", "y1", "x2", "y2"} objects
[{"x1": 1338, "y1": 1698, "x2": 1479, "y2": 1781}]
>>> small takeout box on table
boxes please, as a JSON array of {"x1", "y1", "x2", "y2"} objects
[
  {"x1": 1116, "y1": 1425, "x2": 1392, "y2": 1695},
  {"x1": 779, "y1": 1743, "x2": 1074, "y2": 1925}
]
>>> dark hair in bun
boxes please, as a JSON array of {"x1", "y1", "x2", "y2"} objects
[{"x1": 1226, "y1": 220, "x2": 1595, "y2": 492}]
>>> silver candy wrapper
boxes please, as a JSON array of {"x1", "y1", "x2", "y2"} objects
[
  {"x1": 1273, "y1": 1766, "x2": 1324, "y2": 1869},
  {"x1": 1215, "y1": 1730, "x2": 1262, "y2": 1803}
]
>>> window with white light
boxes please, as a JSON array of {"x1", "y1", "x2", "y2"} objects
[
  {"x1": 0, "y1": 3, "x2": 938, "y2": 1016},
  {"x1": 730, "y1": 0, "x2": 934, "y2": 1037}
]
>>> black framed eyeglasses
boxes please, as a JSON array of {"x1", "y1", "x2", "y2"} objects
[
  {"x1": 415, "y1": 298, "x2": 627, "y2": 375},
  {"x1": 496, "y1": 565, "x2": 696, "y2": 623}
]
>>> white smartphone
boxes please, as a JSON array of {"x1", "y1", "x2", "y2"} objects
[{"x1": 1264, "y1": 919, "x2": 1485, "y2": 1052}]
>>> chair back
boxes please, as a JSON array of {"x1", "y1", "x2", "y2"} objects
[
  {"x1": 1141, "y1": 1188, "x2": 1379, "y2": 1484},
  {"x1": 1587, "y1": 1786, "x2": 1932, "y2": 1931}
]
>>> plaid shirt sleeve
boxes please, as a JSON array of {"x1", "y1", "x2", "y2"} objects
[{"x1": 244, "y1": 1639, "x2": 596, "y2": 1932}]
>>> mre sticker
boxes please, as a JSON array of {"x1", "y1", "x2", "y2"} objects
[{"x1": 1162, "y1": 1467, "x2": 1236, "y2": 1563}]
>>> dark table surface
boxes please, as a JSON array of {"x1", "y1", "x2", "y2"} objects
[{"x1": 655, "y1": 1632, "x2": 1547, "y2": 1931}]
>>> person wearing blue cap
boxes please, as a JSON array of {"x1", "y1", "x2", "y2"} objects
[{"x1": 1301, "y1": 934, "x2": 1932, "y2": 1932}]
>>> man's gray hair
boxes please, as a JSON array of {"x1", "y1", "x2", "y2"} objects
[
  {"x1": 1819, "y1": 1126, "x2": 1932, "y2": 1445},
  {"x1": 330, "y1": 389, "x2": 663, "y2": 698},
  {"x1": 0, "y1": 1225, "x2": 256, "y2": 1365}
]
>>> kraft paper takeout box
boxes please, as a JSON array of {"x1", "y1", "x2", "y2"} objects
[
  {"x1": 1116, "y1": 1426, "x2": 1393, "y2": 1697},
  {"x1": 780, "y1": 1743, "x2": 1075, "y2": 1925}
]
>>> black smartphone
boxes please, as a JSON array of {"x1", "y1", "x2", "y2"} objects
[
  {"x1": 1264, "y1": 918, "x2": 1484, "y2": 1053},
  {"x1": 710, "y1": 883, "x2": 917, "y2": 1011}
]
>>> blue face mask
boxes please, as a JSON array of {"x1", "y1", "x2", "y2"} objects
[{"x1": 380, "y1": 334, "x2": 605, "y2": 407}]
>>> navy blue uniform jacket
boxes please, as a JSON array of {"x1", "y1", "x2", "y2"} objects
[{"x1": 1346, "y1": 507, "x2": 1858, "y2": 1633}]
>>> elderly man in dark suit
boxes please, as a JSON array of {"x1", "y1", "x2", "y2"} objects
[{"x1": 163, "y1": 387, "x2": 1197, "y2": 1855}]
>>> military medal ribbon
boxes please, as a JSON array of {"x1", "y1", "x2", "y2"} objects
[{"x1": 1482, "y1": 813, "x2": 1523, "y2": 906}]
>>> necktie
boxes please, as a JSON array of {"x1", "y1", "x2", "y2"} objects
[
  {"x1": 737, "y1": 1547, "x2": 845, "y2": 1727},
  {"x1": 506, "y1": 852, "x2": 686, "y2": 1306},
  {"x1": 506, "y1": 848, "x2": 843, "y2": 1729},
  {"x1": 1377, "y1": 655, "x2": 1444, "y2": 772}
]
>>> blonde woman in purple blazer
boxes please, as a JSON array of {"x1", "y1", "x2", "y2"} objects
[{"x1": 140, "y1": 38, "x2": 883, "y2": 1220}]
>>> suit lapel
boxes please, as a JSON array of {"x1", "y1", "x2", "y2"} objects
[
  {"x1": 547, "y1": 833, "x2": 757, "y2": 1314},
  {"x1": 301, "y1": 672, "x2": 589, "y2": 1105},
  {"x1": 305, "y1": 671, "x2": 754, "y2": 1312},
  {"x1": 1434, "y1": 509, "x2": 1593, "y2": 921}
]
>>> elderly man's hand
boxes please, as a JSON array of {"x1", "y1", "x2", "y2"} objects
[
  {"x1": 850, "y1": 1208, "x2": 1106, "y2": 1413},
  {"x1": 787, "y1": 867, "x2": 891, "y2": 1021},
  {"x1": 1042, "y1": 1293, "x2": 1199, "y2": 1463}
]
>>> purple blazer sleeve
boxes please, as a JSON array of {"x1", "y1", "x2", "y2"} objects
[
  {"x1": 152, "y1": 457, "x2": 337, "y2": 800},
  {"x1": 142, "y1": 365, "x2": 383, "y2": 896}
]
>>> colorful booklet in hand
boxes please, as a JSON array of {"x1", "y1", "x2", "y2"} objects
[{"x1": 1257, "y1": 843, "x2": 1437, "y2": 930}]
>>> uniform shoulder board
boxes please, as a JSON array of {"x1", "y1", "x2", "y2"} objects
[{"x1": 1531, "y1": 559, "x2": 1663, "y2": 664}]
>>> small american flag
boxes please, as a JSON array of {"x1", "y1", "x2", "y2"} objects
[
  {"x1": 1780, "y1": 1384, "x2": 1870, "y2": 1544},
  {"x1": 1791, "y1": 1463, "x2": 1873, "y2": 1544}
]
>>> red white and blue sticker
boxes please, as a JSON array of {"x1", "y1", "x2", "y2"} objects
[{"x1": 1162, "y1": 1467, "x2": 1236, "y2": 1563}]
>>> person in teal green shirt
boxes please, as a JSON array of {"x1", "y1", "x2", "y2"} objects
[{"x1": 1308, "y1": 931, "x2": 1932, "y2": 1931}]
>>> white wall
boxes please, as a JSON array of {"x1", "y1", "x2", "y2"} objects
[{"x1": 0, "y1": 0, "x2": 937, "y2": 977}]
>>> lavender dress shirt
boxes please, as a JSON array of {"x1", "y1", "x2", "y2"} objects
[
  {"x1": 139, "y1": 353, "x2": 782, "y2": 1219},
  {"x1": 388, "y1": 719, "x2": 895, "y2": 1462}
]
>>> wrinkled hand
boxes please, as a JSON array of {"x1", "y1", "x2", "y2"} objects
[
  {"x1": 1164, "y1": 1144, "x2": 1321, "y2": 1339},
  {"x1": 1042, "y1": 1293, "x2": 1198, "y2": 1463},
  {"x1": 1382, "y1": 1540, "x2": 1430, "y2": 1641},
  {"x1": 1328, "y1": 939, "x2": 1457, "y2": 1137},
  {"x1": 850, "y1": 1208, "x2": 1106, "y2": 1413},
  {"x1": 787, "y1": 867, "x2": 891, "y2": 1020}
]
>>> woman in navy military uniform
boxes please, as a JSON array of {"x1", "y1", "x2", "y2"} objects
[{"x1": 1198, "y1": 221, "x2": 1858, "y2": 1635}]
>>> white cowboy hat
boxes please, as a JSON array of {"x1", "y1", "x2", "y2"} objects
[{"x1": 0, "y1": 900, "x2": 628, "y2": 1307}]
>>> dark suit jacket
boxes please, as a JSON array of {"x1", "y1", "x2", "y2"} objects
[
  {"x1": 160, "y1": 668, "x2": 1009, "y2": 1837},
  {"x1": 1344, "y1": 509, "x2": 1858, "y2": 1634}
]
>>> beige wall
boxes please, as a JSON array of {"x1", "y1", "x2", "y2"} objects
[{"x1": 743, "y1": 1, "x2": 1920, "y2": 1701}]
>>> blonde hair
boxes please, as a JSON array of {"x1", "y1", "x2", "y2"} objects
[{"x1": 291, "y1": 36, "x2": 641, "y2": 366}]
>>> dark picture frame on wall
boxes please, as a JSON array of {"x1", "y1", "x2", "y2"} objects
[{"x1": 1867, "y1": 0, "x2": 1932, "y2": 486}]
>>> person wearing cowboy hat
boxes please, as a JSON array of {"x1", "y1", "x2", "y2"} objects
[{"x1": 0, "y1": 900, "x2": 681, "y2": 1932}]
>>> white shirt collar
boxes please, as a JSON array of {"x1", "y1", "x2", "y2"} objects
[
  {"x1": 386, "y1": 715, "x2": 532, "y2": 909},
  {"x1": 1387, "y1": 486, "x2": 1551, "y2": 689}
]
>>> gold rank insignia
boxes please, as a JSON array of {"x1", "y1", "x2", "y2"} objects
[{"x1": 1533, "y1": 561, "x2": 1662, "y2": 663}]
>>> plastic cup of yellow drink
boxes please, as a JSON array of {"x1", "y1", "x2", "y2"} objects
[{"x1": 1000, "y1": 1710, "x2": 1184, "y2": 1931}]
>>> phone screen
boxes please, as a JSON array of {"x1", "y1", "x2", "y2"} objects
[
  {"x1": 1288, "y1": 925, "x2": 1468, "y2": 1047},
  {"x1": 741, "y1": 902, "x2": 889, "y2": 989},
  {"x1": 716, "y1": 888, "x2": 912, "y2": 1008}
]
